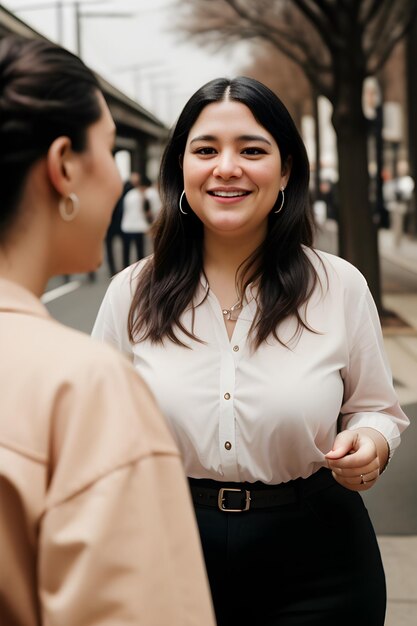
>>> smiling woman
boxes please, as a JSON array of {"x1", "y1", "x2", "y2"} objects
[
  {"x1": 92, "y1": 76, "x2": 409, "y2": 626},
  {"x1": 126, "y1": 76, "x2": 312, "y2": 348},
  {"x1": 183, "y1": 100, "x2": 287, "y2": 241}
]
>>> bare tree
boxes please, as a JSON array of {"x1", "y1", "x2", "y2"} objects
[
  {"x1": 406, "y1": 14, "x2": 417, "y2": 233},
  {"x1": 174, "y1": 0, "x2": 417, "y2": 311},
  {"x1": 240, "y1": 43, "x2": 312, "y2": 126}
]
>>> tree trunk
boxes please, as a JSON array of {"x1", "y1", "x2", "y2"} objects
[
  {"x1": 312, "y1": 88, "x2": 321, "y2": 202},
  {"x1": 332, "y1": 107, "x2": 382, "y2": 311},
  {"x1": 406, "y1": 14, "x2": 417, "y2": 234},
  {"x1": 330, "y1": 19, "x2": 383, "y2": 312}
]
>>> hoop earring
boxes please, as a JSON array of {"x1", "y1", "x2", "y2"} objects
[
  {"x1": 274, "y1": 187, "x2": 285, "y2": 214},
  {"x1": 59, "y1": 193, "x2": 80, "y2": 222},
  {"x1": 179, "y1": 190, "x2": 188, "y2": 215}
]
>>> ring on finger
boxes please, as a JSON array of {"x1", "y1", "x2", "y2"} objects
[{"x1": 360, "y1": 473, "x2": 377, "y2": 485}]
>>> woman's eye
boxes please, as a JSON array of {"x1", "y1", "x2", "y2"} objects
[
  {"x1": 242, "y1": 147, "x2": 266, "y2": 155},
  {"x1": 194, "y1": 147, "x2": 216, "y2": 155}
]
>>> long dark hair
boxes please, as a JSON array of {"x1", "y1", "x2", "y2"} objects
[
  {"x1": 129, "y1": 76, "x2": 319, "y2": 348},
  {"x1": 0, "y1": 35, "x2": 101, "y2": 241}
]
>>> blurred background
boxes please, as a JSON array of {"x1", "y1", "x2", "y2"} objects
[{"x1": 1, "y1": 2, "x2": 416, "y2": 624}]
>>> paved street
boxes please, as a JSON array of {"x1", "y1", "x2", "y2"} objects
[{"x1": 44, "y1": 228, "x2": 417, "y2": 626}]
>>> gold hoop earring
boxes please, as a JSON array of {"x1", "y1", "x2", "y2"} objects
[
  {"x1": 274, "y1": 187, "x2": 285, "y2": 214},
  {"x1": 59, "y1": 193, "x2": 80, "y2": 222},
  {"x1": 179, "y1": 190, "x2": 188, "y2": 215}
]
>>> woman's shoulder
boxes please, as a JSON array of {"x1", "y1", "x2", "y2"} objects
[
  {"x1": 305, "y1": 246, "x2": 367, "y2": 284},
  {"x1": 304, "y1": 247, "x2": 368, "y2": 297},
  {"x1": 108, "y1": 257, "x2": 150, "y2": 296},
  {"x1": 30, "y1": 320, "x2": 180, "y2": 506},
  {"x1": 36, "y1": 315, "x2": 130, "y2": 377},
  {"x1": 5, "y1": 313, "x2": 138, "y2": 416}
]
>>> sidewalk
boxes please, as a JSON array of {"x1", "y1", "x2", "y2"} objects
[
  {"x1": 379, "y1": 228, "x2": 417, "y2": 407},
  {"x1": 316, "y1": 221, "x2": 417, "y2": 626},
  {"x1": 379, "y1": 227, "x2": 417, "y2": 279},
  {"x1": 380, "y1": 536, "x2": 417, "y2": 625},
  {"x1": 379, "y1": 229, "x2": 417, "y2": 626},
  {"x1": 317, "y1": 218, "x2": 417, "y2": 278}
]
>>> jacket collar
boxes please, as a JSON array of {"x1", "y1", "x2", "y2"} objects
[{"x1": 0, "y1": 277, "x2": 50, "y2": 319}]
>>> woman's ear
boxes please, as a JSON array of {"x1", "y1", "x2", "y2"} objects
[
  {"x1": 46, "y1": 136, "x2": 75, "y2": 197},
  {"x1": 281, "y1": 155, "x2": 293, "y2": 188}
]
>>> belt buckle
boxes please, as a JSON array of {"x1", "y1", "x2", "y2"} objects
[{"x1": 218, "y1": 487, "x2": 251, "y2": 512}]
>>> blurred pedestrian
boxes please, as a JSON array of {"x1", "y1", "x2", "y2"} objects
[
  {"x1": 139, "y1": 174, "x2": 161, "y2": 255},
  {"x1": 121, "y1": 172, "x2": 152, "y2": 268},
  {"x1": 142, "y1": 174, "x2": 162, "y2": 220},
  {"x1": 320, "y1": 178, "x2": 338, "y2": 220},
  {"x1": 105, "y1": 178, "x2": 133, "y2": 275},
  {"x1": 0, "y1": 35, "x2": 215, "y2": 626},
  {"x1": 93, "y1": 76, "x2": 409, "y2": 626}
]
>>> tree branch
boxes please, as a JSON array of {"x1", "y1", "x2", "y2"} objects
[
  {"x1": 261, "y1": 31, "x2": 332, "y2": 96},
  {"x1": 305, "y1": 0, "x2": 335, "y2": 20},
  {"x1": 175, "y1": 0, "x2": 335, "y2": 96},
  {"x1": 365, "y1": 0, "x2": 417, "y2": 68},
  {"x1": 361, "y1": 0, "x2": 384, "y2": 27},
  {"x1": 215, "y1": 0, "x2": 334, "y2": 75},
  {"x1": 368, "y1": 3, "x2": 417, "y2": 74},
  {"x1": 292, "y1": 0, "x2": 336, "y2": 50},
  {"x1": 364, "y1": 0, "x2": 397, "y2": 60},
  {"x1": 223, "y1": 0, "x2": 258, "y2": 22},
  {"x1": 176, "y1": 0, "x2": 417, "y2": 101}
]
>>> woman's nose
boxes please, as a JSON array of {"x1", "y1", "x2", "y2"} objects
[{"x1": 213, "y1": 152, "x2": 242, "y2": 179}]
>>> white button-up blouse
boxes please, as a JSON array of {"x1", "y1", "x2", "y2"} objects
[{"x1": 92, "y1": 248, "x2": 409, "y2": 484}]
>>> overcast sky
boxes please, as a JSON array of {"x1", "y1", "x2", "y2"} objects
[{"x1": 3, "y1": 0, "x2": 250, "y2": 125}]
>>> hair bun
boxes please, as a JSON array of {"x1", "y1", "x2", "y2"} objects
[{"x1": 0, "y1": 35, "x2": 101, "y2": 238}]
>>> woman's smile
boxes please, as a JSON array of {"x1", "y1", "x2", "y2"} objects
[{"x1": 207, "y1": 186, "x2": 252, "y2": 203}]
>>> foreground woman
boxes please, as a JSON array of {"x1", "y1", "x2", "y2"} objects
[{"x1": 0, "y1": 36, "x2": 214, "y2": 626}]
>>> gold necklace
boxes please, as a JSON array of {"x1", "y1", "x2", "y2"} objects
[{"x1": 222, "y1": 298, "x2": 242, "y2": 321}]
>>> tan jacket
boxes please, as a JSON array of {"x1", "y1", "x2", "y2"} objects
[{"x1": 0, "y1": 278, "x2": 215, "y2": 626}]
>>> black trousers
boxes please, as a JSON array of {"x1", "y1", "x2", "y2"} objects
[
  {"x1": 191, "y1": 470, "x2": 386, "y2": 626},
  {"x1": 122, "y1": 232, "x2": 144, "y2": 269},
  {"x1": 105, "y1": 232, "x2": 120, "y2": 276}
]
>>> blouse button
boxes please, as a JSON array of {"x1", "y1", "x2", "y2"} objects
[
  {"x1": 224, "y1": 441, "x2": 232, "y2": 450},
  {"x1": 233, "y1": 345, "x2": 239, "y2": 352},
  {"x1": 224, "y1": 392, "x2": 231, "y2": 400}
]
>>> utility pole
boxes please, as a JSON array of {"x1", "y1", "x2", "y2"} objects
[
  {"x1": 74, "y1": 2, "x2": 134, "y2": 58},
  {"x1": 13, "y1": 1, "x2": 65, "y2": 44},
  {"x1": 115, "y1": 62, "x2": 167, "y2": 108},
  {"x1": 74, "y1": 1, "x2": 82, "y2": 56},
  {"x1": 56, "y1": 0, "x2": 63, "y2": 43},
  {"x1": 13, "y1": 1, "x2": 117, "y2": 54}
]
